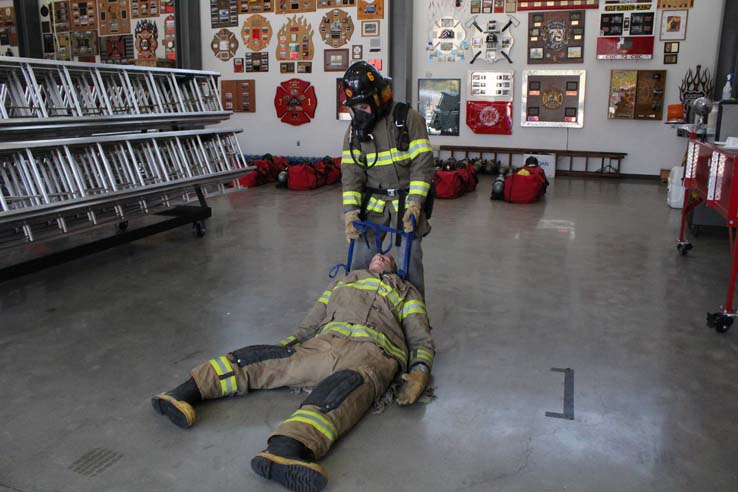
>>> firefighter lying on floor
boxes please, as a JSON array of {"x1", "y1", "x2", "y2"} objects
[{"x1": 151, "y1": 253, "x2": 435, "y2": 492}]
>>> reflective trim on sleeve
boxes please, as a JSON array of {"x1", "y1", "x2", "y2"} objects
[
  {"x1": 408, "y1": 180, "x2": 431, "y2": 198},
  {"x1": 401, "y1": 300, "x2": 427, "y2": 321},
  {"x1": 411, "y1": 348, "x2": 435, "y2": 369},
  {"x1": 283, "y1": 409, "x2": 338, "y2": 442},
  {"x1": 280, "y1": 336, "x2": 298, "y2": 346},
  {"x1": 343, "y1": 191, "x2": 362, "y2": 206},
  {"x1": 208, "y1": 356, "x2": 238, "y2": 396},
  {"x1": 318, "y1": 290, "x2": 332, "y2": 305}
]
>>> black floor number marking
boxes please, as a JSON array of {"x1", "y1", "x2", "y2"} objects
[{"x1": 545, "y1": 368, "x2": 574, "y2": 420}]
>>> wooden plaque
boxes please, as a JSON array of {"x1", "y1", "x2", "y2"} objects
[
  {"x1": 100, "y1": 34, "x2": 135, "y2": 63},
  {"x1": 276, "y1": 15, "x2": 315, "y2": 61},
  {"x1": 319, "y1": 9, "x2": 354, "y2": 48},
  {"x1": 211, "y1": 28, "x2": 239, "y2": 61},
  {"x1": 51, "y1": 1, "x2": 71, "y2": 32},
  {"x1": 98, "y1": 0, "x2": 131, "y2": 35},
  {"x1": 521, "y1": 70, "x2": 586, "y2": 128},
  {"x1": 71, "y1": 30, "x2": 99, "y2": 56},
  {"x1": 211, "y1": 0, "x2": 238, "y2": 28},
  {"x1": 238, "y1": 0, "x2": 274, "y2": 13},
  {"x1": 221, "y1": 79, "x2": 256, "y2": 113},
  {"x1": 275, "y1": 0, "x2": 317, "y2": 14},
  {"x1": 357, "y1": 0, "x2": 383, "y2": 20},
  {"x1": 318, "y1": 0, "x2": 355, "y2": 7},
  {"x1": 70, "y1": 1, "x2": 98, "y2": 31},
  {"x1": 131, "y1": 0, "x2": 158, "y2": 18},
  {"x1": 242, "y1": 14, "x2": 272, "y2": 52},
  {"x1": 528, "y1": 10, "x2": 585, "y2": 64}
]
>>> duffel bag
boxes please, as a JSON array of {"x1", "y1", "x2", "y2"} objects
[
  {"x1": 288, "y1": 163, "x2": 324, "y2": 190},
  {"x1": 504, "y1": 165, "x2": 549, "y2": 204},
  {"x1": 434, "y1": 170, "x2": 465, "y2": 199}
]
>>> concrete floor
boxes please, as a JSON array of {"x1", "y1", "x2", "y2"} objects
[{"x1": 1, "y1": 177, "x2": 737, "y2": 492}]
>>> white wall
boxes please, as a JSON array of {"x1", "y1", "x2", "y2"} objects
[
  {"x1": 412, "y1": 0, "x2": 725, "y2": 175},
  {"x1": 200, "y1": 3, "x2": 391, "y2": 158}
]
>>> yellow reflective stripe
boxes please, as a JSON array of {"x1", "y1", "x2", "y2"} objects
[
  {"x1": 414, "y1": 348, "x2": 434, "y2": 365},
  {"x1": 409, "y1": 180, "x2": 430, "y2": 197},
  {"x1": 208, "y1": 356, "x2": 237, "y2": 396},
  {"x1": 280, "y1": 336, "x2": 297, "y2": 346},
  {"x1": 321, "y1": 322, "x2": 407, "y2": 364},
  {"x1": 284, "y1": 409, "x2": 338, "y2": 442},
  {"x1": 401, "y1": 300, "x2": 427, "y2": 321},
  {"x1": 366, "y1": 197, "x2": 386, "y2": 214},
  {"x1": 342, "y1": 191, "x2": 362, "y2": 206},
  {"x1": 335, "y1": 279, "x2": 402, "y2": 315},
  {"x1": 319, "y1": 290, "x2": 332, "y2": 305}
]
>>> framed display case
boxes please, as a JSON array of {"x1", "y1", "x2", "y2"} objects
[{"x1": 521, "y1": 69, "x2": 586, "y2": 128}]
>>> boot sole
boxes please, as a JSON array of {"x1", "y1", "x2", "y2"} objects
[
  {"x1": 251, "y1": 453, "x2": 327, "y2": 492},
  {"x1": 151, "y1": 395, "x2": 193, "y2": 429}
]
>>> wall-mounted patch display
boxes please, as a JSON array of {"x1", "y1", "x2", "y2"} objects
[
  {"x1": 324, "y1": 48, "x2": 349, "y2": 71},
  {"x1": 242, "y1": 14, "x2": 272, "y2": 51},
  {"x1": 657, "y1": 0, "x2": 692, "y2": 7},
  {"x1": 275, "y1": 0, "x2": 317, "y2": 14},
  {"x1": 276, "y1": 15, "x2": 314, "y2": 61},
  {"x1": 274, "y1": 78, "x2": 318, "y2": 125},
  {"x1": 466, "y1": 101, "x2": 513, "y2": 134},
  {"x1": 427, "y1": 16, "x2": 468, "y2": 62},
  {"x1": 54, "y1": 32, "x2": 73, "y2": 60},
  {"x1": 470, "y1": 0, "x2": 494, "y2": 14},
  {"x1": 280, "y1": 61, "x2": 295, "y2": 72},
  {"x1": 164, "y1": 14, "x2": 175, "y2": 60},
  {"x1": 134, "y1": 19, "x2": 157, "y2": 64},
  {"x1": 211, "y1": 0, "x2": 238, "y2": 28},
  {"x1": 51, "y1": 1, "x2": 72, "y2": 32},
  {"x1": 319, "y1": 0, "x2": 355, "y2": 7},
  {"x1": 131, "y1": 0, "x2": 158, "y2": 18},
  {"x1": 70, "y1": 1, "x2": 97, "y2": 31},
  {"x1": 357, "y1": 0, "x2": 383, "y2": 20},
  {"x1": 160, "y1": 0, "x2": 174, "y2": 13},
  {"x1": 234, "y1": 57, "x2": 244, "y2": 72},
  {"x1": 352, "y1": 44, "x2": 363, "y2": 59},
  {"x1": 664, "y1": 53, "x2": 677, "y2": 64},
  {"x1": 245, "y1": 51, "x2": 270, "y2": 71},
  {"x1": 659, "y1": 9, "x2": 687, "y2": 41},
  {"x1": 222, "y1": 79, "x2": 256, "y2": 112},
  {"x1": 608, "y1": 69, "x2": 665, "y2": 120},
  {"x1": 238, "y1": 0, "x2": 273, "y2": 13},
  {"x1": 597, "y1": 1, "x2": 655, "y2": 59},
  {"x1": 521, "y1": 69, "x2": 586, "y2": 128},
  {"x1": 467, "y1": 70, "x2": 514, "y2": 101},
  {"x1": 470, "y1": 16, "x2": 514, "y2": 64},
  {"x1": 297, "y1": 61, "x2": 312, "y2": 73},
  {"x1": 101, "y1": 34, "x2": 135, "y2": 63},
  {"x1": 71, "y1": 30, "x2": 98, "y2": 56},
  {"x1": 319, "y1": 9, "x2": 354, "y2": 48},
  {"x1": 418, "y1": 79, "x2": 461, "y2": 136},
  {"x1": 98, "y1": 0, "x2": 131, "y2": 35},
  {"x1": 517, "y1": 0, "x2": 598, "y2": 10},
  {"x1": 211, "y1": 28, "x2": 239, "y2": 61},
  {"x1": 528, "y1": 10, "x2": 585, "y2": 64},
  {"x1": 336, "y1": 78, "x2": 351, "y2": 120}
]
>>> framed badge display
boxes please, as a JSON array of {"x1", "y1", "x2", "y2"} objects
[
  {"x1": 336, "y1": 78, "x2": 351, "y2": 120},
  {"x1": 98, "y1": 0, "x2": 131, "y2": 35},
  {"x1": 221, "y1": 79, "x2": 255, "y2": 112},
  {"x1": 242, "y1": 14, "x2": 272, "y2": 51},
  {"x1": 274, "y1": 78, "x2": 318, "y2": 126},
  {"x1": 466, "y1": 101, "x2": 513, "y2": 135},
  {"x1": 211, "y1": 28, "x2": 239, "y2": 61},
  {"x1": 517, "y1": 0, "x2": 598, "y2": 10},
  {"x1": 418, "y1": 79, "x2": 461, "y2": 136},
  {"x1": 527, "y1": 10, "x2": 584, "y2": 64},
  {"x1": 71, "y1": 30, "x2": 98, "y2": 56},
  {"x1": 319, "y1": 0, "x2": 355, "y2": 7},
  {"x1": 134, "y1": 19, "x2": 157, "y2": 64},
  {"x1": 297, "y1": 61, "x2": 312, "y2": 73},
  {"x1": 280, "y1": 62, "x2": 295, "y2": 73},
  {"x1": 244, "y1": 51, "x2": 270, "y2": 71},
  {"x1": 211, "y1": 0, "x2": 238, "y2": 28},
  {"x1": 659, "y1": 9, "x2": 687, "y2": 41},
  {"x1": 324, "y1": 48, "x2": 349, "y2": 71},
  {"x1": 597, "y1": 1, "x2": 655, "y2": 59},
  {"x1": 100, "y1": 34, "x2": 133, "y2": 64},
  {"x1": 276, "y1": 15, "x2": 315, "y2": 61},
  {"x1": 467, "y1": 70, "x2": 514, "y2": 101},
  {"x1": 319, "y1": 9, "x2": 354, "y2": 48},
  {"x1": 521, "y1": 69, "x2": 586, "y2": 128},
  {"x1": 131, "y1": 0, "x2": 158, "y2": 18},
  {"x1": 275, "y1": 0, "x2": 316, "y2": 14},
  {"x1": 357, "y1": 0, "x2": 383, "y2": 20},
  {"x1": 164, "y1": 14, "x2": 175, "y2": 60},
  {"x1": 657, "y1": 0, "x2": 692, "y2": 7},
  {"x1": 352, "y1": 44, "x2": 362, "y2": 59},
  {"x1": 608, "y1": 70, "x2": 665, "y2": 120},
  {"x1": 470, "y1": 17, "x2": 514, "y2": 64},
  {"x1": 238, "y1": 0, "x2": 273, "y2": 13},
  {"x1": 427, "y1": 16, "x2": 467, "y2": 62},
  {"x1": 70, "y1": 1, "x2": 97, "y2": 31},
  {"x1": 51, "y1": 1, "x2": 71, "y2": 32},
  {"x1": 470, "y1": 0, "x2": 494, "y2": 13}
]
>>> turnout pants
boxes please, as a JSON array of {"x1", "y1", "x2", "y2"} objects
[{"x1": 190, "y1": 335, "x2": 399, "y2": 459}]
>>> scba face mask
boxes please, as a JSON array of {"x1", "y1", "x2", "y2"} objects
[{"x1": 350, "y1": 107, "x2": 376, "y2": 142}]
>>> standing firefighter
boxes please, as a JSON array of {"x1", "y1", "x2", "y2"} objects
[
  {"x1": 151, "y1": 253, "x2": 434, "y2": 492},
  {"x1": 341, "y1": 61, "x2": 435, "y2": 295}
]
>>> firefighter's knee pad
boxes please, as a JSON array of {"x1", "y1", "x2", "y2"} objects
[
  {"x1": 301, "y1": 369, "x2": 363, "y2": 413},
  {"x1": 231, "y1": 345, "x2": 295, "y2": 368}
]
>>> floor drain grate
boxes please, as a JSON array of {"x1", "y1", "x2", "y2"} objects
[{"x1": 69, "y1": 448, "x2": 124, "y2": 477}]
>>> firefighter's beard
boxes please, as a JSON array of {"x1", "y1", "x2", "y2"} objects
[{"x1": 351, "y1": 109, "x2": 376, "y2": 142}]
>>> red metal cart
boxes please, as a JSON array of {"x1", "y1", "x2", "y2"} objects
[{"x1": 678, "y1": 139, "x2": 738, "y2": 333}]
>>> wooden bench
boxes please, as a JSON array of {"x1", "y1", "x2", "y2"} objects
[{"x1": 438, "y1": 145, "x2": 628, "y2": 178}]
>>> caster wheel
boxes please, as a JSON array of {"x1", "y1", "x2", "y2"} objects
[
  {"x1": 118, "y1": 220, "x2": 128, "y2": 231},
  {"x1": 193, "y1": 221, "x2": 206, "y2": 238},
  {"x1": 707, "y1": 313, "x2": 733, "y2": 333},
  {"x1": 677, "y1": 243, "x2": 693, "y2": 256}
]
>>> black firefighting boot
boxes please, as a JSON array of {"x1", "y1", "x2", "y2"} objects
[
  {"x1": 151, "y1": 377, "x2": 201, "y2": 429},
  {"x1": 250, "y1": 435, "x2": 328, "y2": 492}
]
